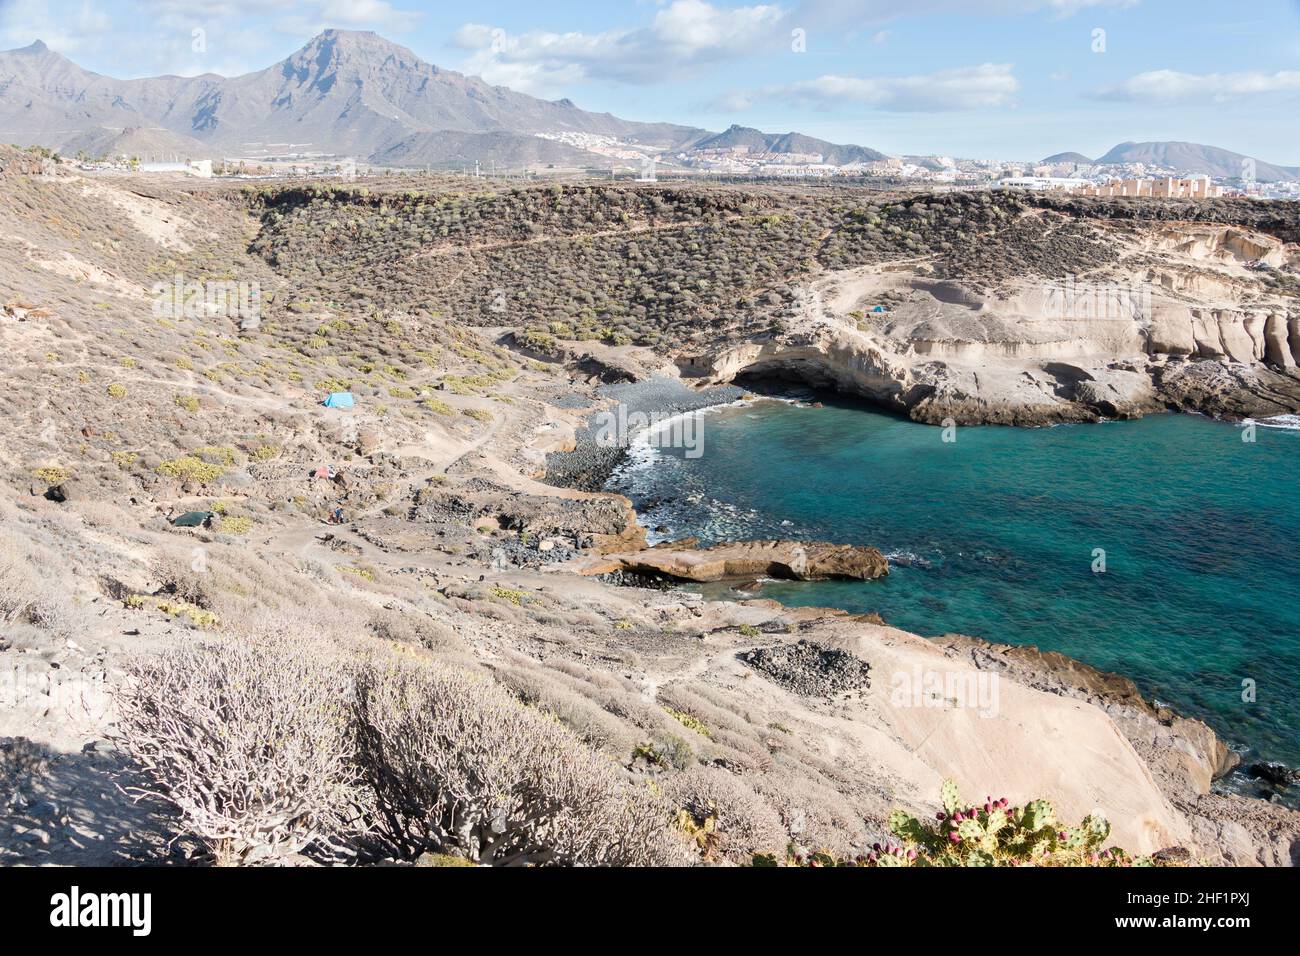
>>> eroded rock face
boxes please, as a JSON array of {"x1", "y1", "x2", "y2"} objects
[
  {"x1": 588, "y1": 539, "x2": 889, "y2": 582},
  {"x1": 680, "y1": 218, "x2": 1300, "y2": 425}
]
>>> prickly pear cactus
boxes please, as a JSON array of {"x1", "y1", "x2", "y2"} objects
[
  {"x1": 769, "y1": 781, "x2": 1171, "y2": 867},
  {"x1": 940, "y1": 778, "x2": 961, "y2": 816},
  {"x1": 1020, "y1": 799, "x2": 1055, "y2": 832}
]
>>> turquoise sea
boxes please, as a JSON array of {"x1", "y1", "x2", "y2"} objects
[{"x1": 607, "y1": 397, "x2": 1300, "y2": 775}]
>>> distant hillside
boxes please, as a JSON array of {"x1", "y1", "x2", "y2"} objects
[
  {"x1": 371, "y1": 131, "x2": 605, "y2": 169},
  {"x1": 60, "y1": 126, "x2": 209, "y2": 161},
  {"x1": 902, "y1": 155, "x2": 950, "y2": 172},
  {"x1": 688, "y1": 124, "x2": 886, "y2": 165},
  {"x1": 1096, "y1": 141, "x2": 1299, "y2": 182},
  {"x1": 1042, "y1": 151, "x2": 1093, "y2": 164}
]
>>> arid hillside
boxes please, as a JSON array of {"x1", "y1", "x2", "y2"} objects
[
  {"x1": 243, "y1": 176, "x2": 1300, "y2": 423},
  {"x1": 2, "y1": 150, "x2": 1297, "y2": 867}
]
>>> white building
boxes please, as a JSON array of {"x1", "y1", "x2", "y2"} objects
[
  {"x1": 138, "y1": 159, "x2": 213, "y2": 178},
  {"x1": 996, "y1": 176, "x2": 1091, "y2": 192}
]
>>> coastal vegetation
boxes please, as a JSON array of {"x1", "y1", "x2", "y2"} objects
[{"x1": 108, "y1": 631, "x2": 1161, "y2": 867}]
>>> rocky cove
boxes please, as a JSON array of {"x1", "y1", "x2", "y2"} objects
[
  {"x1": 5, "y1": 158, "x2": 1299, "y2": 869},
  {"x1": 534, "y1": 371, "x2": 1300, "y2": 864}
]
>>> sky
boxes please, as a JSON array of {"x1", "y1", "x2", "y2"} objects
[{"x1": 1, "y1": 0, "x2": 1298, "y2": 162}]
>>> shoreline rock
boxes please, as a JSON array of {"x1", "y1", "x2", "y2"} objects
[{"x1": 583, "y1": 539, "x2": 890, "y2": 583}]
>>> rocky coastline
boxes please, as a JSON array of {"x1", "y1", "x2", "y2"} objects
[
  {"x1": 543, "y1": 376, "x2": 747, "y2": 491},
  {"x1": 538, "y1": 377, "x2": 1300, "y2": 862}
]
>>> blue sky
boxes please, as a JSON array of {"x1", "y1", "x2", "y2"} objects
[{"x1": 2, "y1": 0, "x2": 1297, "y2": 161}]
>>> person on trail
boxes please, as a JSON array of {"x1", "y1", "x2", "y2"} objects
[{"x1": 332, "y1": 505, "x2": 344, "y2": 525}]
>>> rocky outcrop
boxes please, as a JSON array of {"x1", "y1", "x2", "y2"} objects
[
  {"x1": 678, "y1": 224, "x2": 1300, "y2": 425},
  {"x1": 412, "y1": 480, "x2": 645, "y2": 553},
  {"x1": 740, "y1": 639, "x2": 872, "y2": 697},
  {"x1": 1155, "y1": 360, "x2": 1300, "y2": 419},
  {"x1": 585, "y1": 539, "x2": 889, "y2": 583}
]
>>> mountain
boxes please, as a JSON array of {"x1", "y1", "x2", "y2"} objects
[
  {"x1": 371, "y1": 130, "x2": 606, "y2": 169},
  {"x1": 688, "y1": 124, "x2": 886, "y2": 165},
  {"x1": 60, "y1": 125, "x2": 209, "y2": 160},
  {"x1": 0, "y1": 30, "x2": 704, "y2": 166},
  {"x1": 1095, "y1": 141, "x2": 1299, "y2": 182},
  {"x1": 1042, "y1": 151, "x2": 1093, "y2": 164}
]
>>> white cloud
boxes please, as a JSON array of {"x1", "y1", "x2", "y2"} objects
[
  {"x1": 1095, "y1": 69, "x2": 1300, "y2": 103},
  {"x1": 796, "y1": 0, "x2": 1137, "y2": 26},
  {"x1": 0, "y1": 0, "x2": 422, "y2": 77},
  {"x1": 0, "y1": 0, "x2": 111, "y2": 56},
  {"x1": 735, "y1": 63, "x2": 1021, "y2": 112},
  {"x1": 709, "y1": 90, "x2": 756, "y2": 111},
  {"x1": 281, "y1": 0, "x2": 421, "y2": 37},
  {"x1": 454, "y1": 0, "x2": 787, "y2": 93}
]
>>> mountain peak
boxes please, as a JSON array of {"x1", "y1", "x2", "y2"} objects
[
  {"x1": 311, "y1": 28, "x2": 380, "y2": 45},
  {"x1": 283, "y1": 28, "x2": 427, "y2": 79},
  {"x1": 299, "y1": 28, "x2": 408, "y2": 56},
  {"x1": 16, "y1": 40, "x2": 50, "y2": 54}
]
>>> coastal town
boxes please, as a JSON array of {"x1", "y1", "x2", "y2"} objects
[{"x1": 61, "y1": 126, "x2": 1300, "y2": 201}]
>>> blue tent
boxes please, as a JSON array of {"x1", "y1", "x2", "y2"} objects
[
  {"x1": 872, "y1": 305, "x2": 886, "y2": 313},
  {"x1": 322, "y1": 392, "x2": 355, "y2": 409}
]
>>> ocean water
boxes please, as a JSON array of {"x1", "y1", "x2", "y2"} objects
[{"x1": 607, "y1": 397, "x2": 1300, "y2": 772}]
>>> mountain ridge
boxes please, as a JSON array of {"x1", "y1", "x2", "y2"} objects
[
  {"x1": 1094, "y1": 141, "x2": 1299, "y2": 182},
  {"x1": 0, "y1": 30, "x2": 707, "y2": 166},
  {"x1": 4, "y1": 32, "x2": 1294, "y2": 180},
  {"x1": 688, "y1": 123, "x2": 886, "y2": 165}
]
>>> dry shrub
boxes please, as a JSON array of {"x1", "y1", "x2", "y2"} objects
[
  {"x1": 751, "y1": 773, "x2": 873, "y2": 858},
  {"x1": 366, "y1": 606, "x2": 463, "y2": 654},
  {"x1": 1, "y1": 539, "x2": 42, "y2": 623},
  {"x1": 150, "y1": 551, "x2": 212, "y2": 608},
  {"x1": 111, "y1": 633, "x2": 365, "y2": 865},
  {"x1": 351, "y1": 655, "x2": 681, "y2": 866},
  {"x1": 204, "y1": 555, "x2": 369, "y2": 642},
  {"x1": 664, "y1": 766, "x2": 788, "y2": 865},
  {"x1": 496, "y1": 665, "x2": 639, "y2": 757},
  {"x1": 71, "y1": 498, "x2": 131, "y2": 530},
  {"x1": 0, "y1": 537, "x2": 78, "y2": 635}
]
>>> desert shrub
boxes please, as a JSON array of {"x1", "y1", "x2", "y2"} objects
[
  {"x1": 248, "y1": 443, "x2": 281, "y2": 461},
  {"x1": 32, "y1": 465, "x2": 70, "y2": 484},
  {"x1": 751, "y1": 773, "x2": 870, "y2": 858},
  {"x1": 496, "y1": 666, "x2": 639, "y2": 757},
  {"x1": 350, "y1": 656, "x2": 680, "y2": 866},
  {"x1": 662, "y1": 705, "x2": 712, "y2": 739},
  {"x1": 422, "y1": 397, "x2": 454, "y2": 415},
  {"x1": 0, "y1": 542, "x2": 39, "y2": 625},
  {"x1": 217, "y1": 515, "x2": 253, "y2": 535},
  {"x1": 111, "y1": 634, "x2": 365, "y2": 866},
  {"x1": 365, "y1": 607, "x2": 462, "y2": 653},
  {"x1": 156, "y1": 456, "x2": 224, "y2": 483},
  {"x1": 151, "y1": 553, "x2": 212, "y2": 608},
  {"x1": 0, "y1": 539, "x2": 77, "y2": 634},
  {"x1": 665, "y1": 766, "x2": 787, "y2": 865}
]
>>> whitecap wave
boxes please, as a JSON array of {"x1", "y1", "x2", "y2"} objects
[{"x1": 1247, "y1": 414, "x2": 1300, "y2": 431}]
